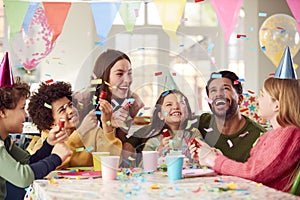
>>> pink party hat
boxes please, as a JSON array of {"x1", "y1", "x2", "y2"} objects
[
  {"x1": 274, "y1": 46, "x2": 298, "y2": 79},
  {"x1": 0, "y1": 52, "x2": 14, "y2": 88}
]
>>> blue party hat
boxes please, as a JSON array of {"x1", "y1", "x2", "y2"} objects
[
  {"x1": 274, "y1": 46, "x2": 297, "y2": 79},
  {"x1": 0, "y1": 52, "x2": 14, "y2": 88}
]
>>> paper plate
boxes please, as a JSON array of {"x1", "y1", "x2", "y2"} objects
[{"x1": 56, "y1": 171, "x2": 101, "y2": 179}]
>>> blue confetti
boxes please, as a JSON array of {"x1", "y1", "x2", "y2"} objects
[
  {"x1": 211, "y1": 73, "x2": 222, "y2": 79},
  {"x1": 95, "y1": 111, "x2": 102, "y2": 115}
]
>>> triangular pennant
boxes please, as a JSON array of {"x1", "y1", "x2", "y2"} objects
[
  {"x1": 119, "y1": 2, "x2": 141, "y2": 32},
  {"x1": 210, "y1": 0, "x2": 242, "y2": 44},
  {"x1": 286, "y1": 0, "x2": 300, "y2": 35},
  {"x1": 90, "y1": 2, "x2": 120, "y2": 44},
  {"x1": 4, "y1": 0, "x2": 29, "y2": 41},
  {"x1": 154, "y1": 0, "x2": 186, "y2": 42},
  {"x1": 42, "y1": 2, "x2": 71, "y2": 47},
  {"x1": 22, "y1": 2, "x2": 39, "y2": 33},
  {"x1": 0, "y1": 52, "x2": 14, "y2": 88}
]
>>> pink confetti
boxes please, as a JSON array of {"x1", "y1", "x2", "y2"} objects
[
  {"x1": 239, "y1": 131, "x2": 249, "y2": 138},
  {"x1": 204, "y1": 127, "x2": 213, "y2": 132}
]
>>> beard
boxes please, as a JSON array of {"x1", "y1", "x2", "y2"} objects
[{"x1": 210, "y1": 98, "x2": 238, "y2": 119}]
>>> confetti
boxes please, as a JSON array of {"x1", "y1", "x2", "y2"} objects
[
  {"x1": 237, "y1": 34, "x2": 247, "y2": 38},
  {"x1": 44, "y1": 102, "x2": 52, "y2": 109},
  {"x1": 134, "y1": 8, "x2": 139, "y2": 17},
  {"x1": 195, "y1": 0, "x2": 204, "y2": 2},
  {"x1": 95, "y1": 111, "x2": 102, "y2": 115},
  {"x1": 162, "y1": 90, "x2": 170, "y2": 97},
  {"x1": 45, "y1": 79, "x2": 53, "y2": 84},
  {"x1": 76, "y1": 147, "x2": 85, "y2": 152},
  {"x1": 205, "y1": 97, "x2": 213, "y2": 104},
  {"x1": 211, "y1": 73, "x2": 222, "y2": 79},
  {"x1": 258, "y1": 12, "x2": 267, "y2": 17},
  {"x1": 261, "y1": 46, "x2": 266, "y2": 52},
  {"x1": 154, "y1": 71, "x2": 162, "y2": 76},
  {"x1": 227, "y1": 139, "x2": 233, "y2": 148},
  {"x1": 207, "y1": 43, "x2": 215, "y2": 51},
  {"x1": 143, "y1": 106, "x2": 151, "y2": 110},
  {"x1": 85, "y1": 146, "x2": 94, "y2": 152},
  {"x1": 239, "y1": 131, "x2": 249, "y2": 138},
  {"x1": 138, "y1": 112, "x2": 143, "y2": 116},
  {"x1": 149, "y1": 184, "x2": 160, "y2": 189},
  {"x1": 106, "y1": 120, "x2": 111, "y2": 126},
  {"x1": 90, "y1": 79, "x2": 102, "y2": 85},
  {"x1": 204, "y1": 127, "x2": 213, "y2": 132}
]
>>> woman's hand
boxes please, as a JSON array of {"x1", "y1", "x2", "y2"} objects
[
  {"x1": 77, "y1": 109, "x2": 98, "y2": 136},
  {"x1": 47, "y1": 126, "x2": 69, "y2": 146},
  {"x1": 189, "y1": 138, "x2": 217, "y2": 168}
]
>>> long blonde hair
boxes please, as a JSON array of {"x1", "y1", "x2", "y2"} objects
[{"x1": 264, "y1": 77, "x2": 300, "y2": 129}]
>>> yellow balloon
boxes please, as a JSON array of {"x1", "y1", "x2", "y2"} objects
[{"x1": 259, "y1": 14, "x2": 300, "y2": 67}]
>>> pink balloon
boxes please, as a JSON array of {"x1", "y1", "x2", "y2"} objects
[{"x1": 12, "y1": 7, "x2": 53, "y2": 71}]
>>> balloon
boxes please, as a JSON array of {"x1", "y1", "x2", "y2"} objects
[
  {"x1": 259, "y1": 14, "x2": 300, "y2": 68},
  {"x1": 11, "y1": 7, "x2": 53, "y2": 71}
]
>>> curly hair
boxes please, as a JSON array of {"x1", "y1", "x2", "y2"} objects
[
  {"x1": 28, "y1": 81, "x2": 72, "y2": 131},
  {"x1": 0, "y1": 77, "x2": 30, "y2": 110}
]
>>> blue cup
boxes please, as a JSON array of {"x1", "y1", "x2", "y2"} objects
[{"x1": 166, "y1": 155, "x2": 184, "y2": 181}]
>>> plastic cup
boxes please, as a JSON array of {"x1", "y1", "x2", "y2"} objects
[
  {"x1": 142, "y1": 151, "x2": 158, "y2": 172},
  {"x1": 92, "y1": 152, "x2": 110, "y2": 171},
  {"x1": 100, "y1": 156, "x2": 120, "y2": 181},
  {"x1": 166, "y1": 155, "x2": 184, "y2": 181}
]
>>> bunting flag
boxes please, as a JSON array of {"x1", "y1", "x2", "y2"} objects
[
  {"x1": 286, "y1": 0, "x2": 300, "y2": 34},
  {"x1": 90, "y1": 2, "x2": 120, "y2": 44},
  {"x1": 4, "y1": 0, "x2": 29, "y2": 41},
  {"x1": 42, "y1": 2, "x2": 71, "y2": 47},
  {"x1": 210, "y1": 0, "x2": 242, "y2": 44},
  {"x1": 154, "y1": 0, "x2": 186, "y2": 42},
  {"x1": 119, "y1": 1, "x2": 141, "y2": 32},
  {"x1": 22, "y1": 2, "x2": 40, "y2": 33}
]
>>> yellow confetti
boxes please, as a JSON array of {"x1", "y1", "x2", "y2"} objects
[
  {"x1": 90, "y1": 79, "x2": 102, "y2": 85},
  {"x1": 76, "y1": 147, "x2": 85, "y2": 152},
  {"x1": 104, "y1": 81, "x2": 110, "y2": 86},
  {"x1": 106, "y1": 121, "x2": 111, "y2": 126},
  {"x1": 256, "y1": 183, "x2": 263, "y2": 187},
  {"x1": 48, "y1": 178, "x2": 58, "y2": 184},
  {"x1": 44, "y1": 102, "x2": 52, "y2": 109},
  {"x1": 149, "y1": 184, "x2": 160, "y2": 189},
  {"x1": 89, "y1": 87, "x2": 96, "y2": 92}
]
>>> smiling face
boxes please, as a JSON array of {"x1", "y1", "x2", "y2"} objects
[
  {"x1": 51, "y1": 97, "x2": 79, "y2": 131},
  {"x1": 159, "y1": 93, "x2": 189, "y2": 130},
  {"x1": 109, "y1": 59, "x2": 132, "y2": 99},
  {"x1": 0, "y1": 97, "x2": 28, "y2": 137},
  {"x1": 207, "y1": 78, "x2": 241, "y2": 119}
]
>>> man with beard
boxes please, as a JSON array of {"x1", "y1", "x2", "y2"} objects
[{"x1": 197, "y1": 70, "x2": 266, "y2": 162}]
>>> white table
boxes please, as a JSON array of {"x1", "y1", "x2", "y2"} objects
[{"x1": 27, "y1": 170, "x2": 299, "y2": 200}]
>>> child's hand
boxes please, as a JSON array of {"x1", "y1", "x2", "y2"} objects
[
  {"x1": 77, "y1": 109, "x2": 98, "y2": 136},
  {"x1": 99, "y1": 99, "x2": 113, "y2": 126},
  {"x1": 51, "y1": 143, "x2": 73, "y2": 163},
  {"x1": 111, "y1": 107, "x2": 129, "y2": 128},
  {"x1": 47, "y1": 126, "x2": 69, "y2": 146},
  {"x1": 161, "y1": 136, "x2": 172, "y2": 148}
]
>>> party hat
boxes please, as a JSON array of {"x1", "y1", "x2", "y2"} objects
[
  {"x1": 274, "y1": 46, "x2": 297, "y2": 79},
  {"x1": 0, "y1": 52, "x2": 14, "y2": 88}
]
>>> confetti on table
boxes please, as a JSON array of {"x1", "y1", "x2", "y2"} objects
[
  {"x1": 227, "y1": 139, "x2": 233, "y2": 148},
  {"x1": 192, "y1": 186, "x2": 201, "y2": 193},
  {"x1": 44, "y1": 102, "x2": 52, "y2": 109},
  {"x1": 149, "y1": 184, "x2": 160, "y2": 189}
]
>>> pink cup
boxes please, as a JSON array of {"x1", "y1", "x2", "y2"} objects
[
  {"x1": 100, "y1": 156, "x2": 120, "y2": 181},
  {"x1": 142, "y1": 151, "x2": 158, "y2": 172}
]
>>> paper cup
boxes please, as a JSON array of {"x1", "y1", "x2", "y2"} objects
[
  {"x1": 142, "y1": 151, "x2": 158, "y2": 172},
  {"x1": 92, "y1": 152, "x2": 110, "y2": 171},
  {"x1": 100, "y1": 156, "x2": 120, "y2": 181},
  {"x1": 166, "y1": 155, "x2": 184, "y2": 181}
]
